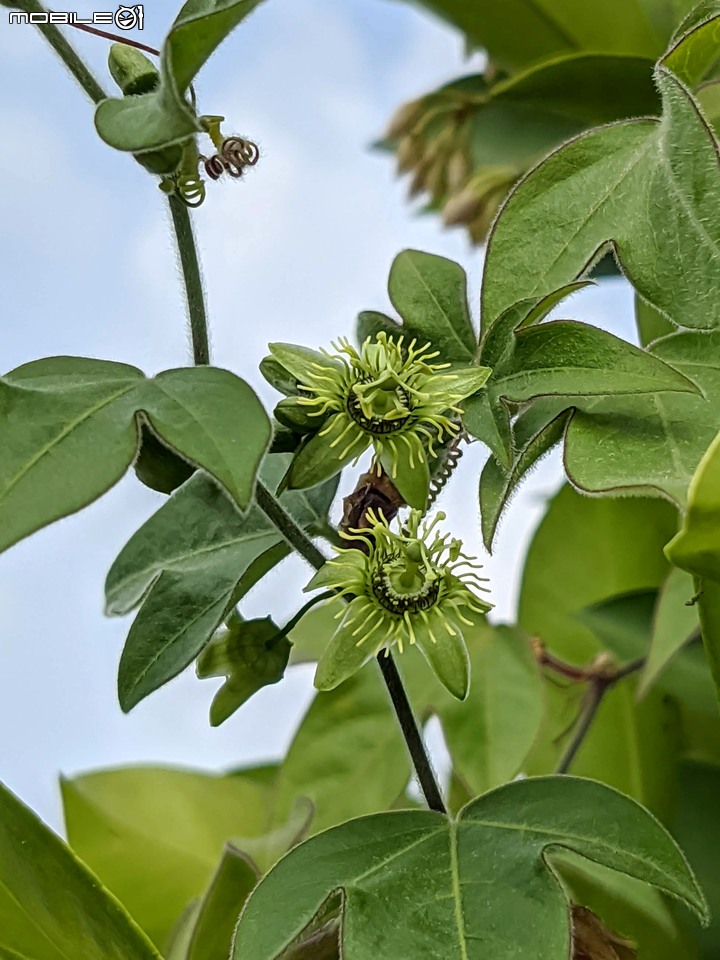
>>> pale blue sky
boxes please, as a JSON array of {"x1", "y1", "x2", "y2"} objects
[{"x1": 0, "y1": 0, "x2": 634, "y2": 829}]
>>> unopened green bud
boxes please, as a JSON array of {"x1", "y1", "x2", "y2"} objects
[{"x1": 108, "y1": 43, "x2": 159, "y2": 97}]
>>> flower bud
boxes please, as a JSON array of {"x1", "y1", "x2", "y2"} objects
[{"x1": 108, "y1": 43, "x2": 159, "y2": 97}]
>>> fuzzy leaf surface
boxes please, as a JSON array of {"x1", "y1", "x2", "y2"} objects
[
  {"x1": 233, "y1": 777, "x2": 706, "y2": 960},
  {"x1": 481, "y1": 13, "x2": 720, "y2": 334},
  {"x1": 388, "y1": 250, "x2": 476, "y2": 361},
  {"x1": 0, "y1": 357, "x2": 269, "y2": 554},
  {"x1": 564, "y1": 333, "x2": 720, "y2": 503}
]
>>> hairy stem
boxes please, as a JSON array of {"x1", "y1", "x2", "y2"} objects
[
  {"x1": 254, "y1": 479, "x2": 446, "y2": 813},
  {"x1": 16, "y1": 0, "x2": 107, "y2": 103},
  {"x1": 168, "y1": 196, "x2": 211, "y2": 365},
  {"x1": 255, "y1": 481, "x2": 328, "y2": 568}
]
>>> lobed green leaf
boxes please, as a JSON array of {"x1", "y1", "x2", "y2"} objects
[{"x1": 233, "y1": 777, "x2": 707, "y2": 960}]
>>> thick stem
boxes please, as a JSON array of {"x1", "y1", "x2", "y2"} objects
[
  {"x1": 15, "y1": 0, "x2": 107, "y2": 103},
  {"x1": 168, "y1": 196, "x2": 211, "y2": 365},
  {"x1": 254, "y1": 479, "x2": 446, "y2": 813},
  {"x1": 376, "y1": 654, "x2": 446, "y2": 813}
]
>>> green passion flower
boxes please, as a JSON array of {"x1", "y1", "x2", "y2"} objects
[
  {"x1": 268, "y1": 334, "x2": 491, "y2": 508},
  {"x1": 305, "y1": 509, "x2": 492, "y2": 699}
]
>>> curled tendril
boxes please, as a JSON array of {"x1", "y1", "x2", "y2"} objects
[
  {"x1": 222, "y1": 137, "x2": 259, "y2": 167},
  {"x1": 203, "y1": 154, "x2": 226, "y2": 181},
  {"x1": 175, "y1": 172, "x2": 206, "y2": 207}
]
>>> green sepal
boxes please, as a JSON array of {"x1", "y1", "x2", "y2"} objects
[
  {"x1": 425, "y1": 365, "x2": 492, "y2": 403},
  {"x1": 379, "y1": 445, "x2": 430, "y2": 510},
  {"x1": 304, "y1": 553, "x2": 363, "y2": 593},
  {"x1": 413, "y1": 613, "x2": 470, "y2": 700},
  {"x1": 261, "y1": 356, "x2": 301, "y2": 396},
  {"x1": 285, "y1": 414, "x2": 366, "y2": 490},
  {"x1": 274, "y1": 397, "x2": 322, "y2": 434},
  {"x1": 314, "y1": 599, "x2": 380, "y2": 691},
  {"x1": 268, "y1": 343, "x2": 343, "y2": 386}
]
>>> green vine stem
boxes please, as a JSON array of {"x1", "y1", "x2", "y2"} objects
[
  {"x1": 11, "y1": 0, "x2": 107, "y2": 103},
  {"x1": 168, "y1": 195, "x2": 211, "y2": 365},
  {"x1": 255, "y1": 481, "x2": 447, "y2": 813},
  {"x1": 29, "y1": 13, "x2": 447, "y2": 816}
]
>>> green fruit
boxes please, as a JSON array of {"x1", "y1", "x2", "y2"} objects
[{"x1": 134, "y1": 425, "x2": 195, "y2": 494}]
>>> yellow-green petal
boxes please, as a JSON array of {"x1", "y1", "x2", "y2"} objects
[
  {"x1": 414, "y1": 612, "x2": 470, "y2": 700},
  {"x1": 304, "y1": 553, "x2": 365, "y2": 593},
  {"x1": 314, "y1": 600, "x2": 386, "y2": 691},
  {"x1": 378, "y1": 442, "x2": 429, "y2": 510},
  {"x1": 269, "y1": 343, "x2": 343, "y2": 385},
  {"x1": 286, "y1": 414, "x2": 367, "y2": 489},
  {"x1": 424, "y1": 366, "x2": 492, "y2": 403}
]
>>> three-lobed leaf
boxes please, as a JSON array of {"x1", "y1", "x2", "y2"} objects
[
  {"x1": 0, "y1": 357, "x2": 270, "y2": 555},
  {"x1": 233, "y1": 776, "x2": 707, "y2": 960}
]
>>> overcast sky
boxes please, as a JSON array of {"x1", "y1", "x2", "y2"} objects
[{"x1": 0, "y1": 0, "x2": 635, "y2": 830}]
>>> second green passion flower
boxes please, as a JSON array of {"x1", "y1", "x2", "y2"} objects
[
  {"x1": 268, "y1": 334, "x2": 491, "y2": 507},
  {"x1": 305, "y1": 509, "x2": 492, "y2": 699}
]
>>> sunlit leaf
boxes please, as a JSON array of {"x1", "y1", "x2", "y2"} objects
[
  {"x1": 0, "y1": 778, "x2": 160, "y2": 960},
  {"x1": 518, "y1": 484, "x2": 677, "y2": 662},
  {"x1": 640, "y1": 568, "x2": 699, "y2": 697},
  {"x1": 62, "y1": 766, "x2": 270, "y2": 950}
]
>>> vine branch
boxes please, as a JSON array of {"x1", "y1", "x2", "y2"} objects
[
  {"x1": 168, "y1": 195, "x2": 211, "y2": 365},
  {"x1": 534, "y1": 642, "x2": 646, "y2": 775}
]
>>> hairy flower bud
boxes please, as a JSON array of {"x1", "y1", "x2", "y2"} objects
[{"x1": 108, "y1": 43, "x2": 159, "y2": 97}]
